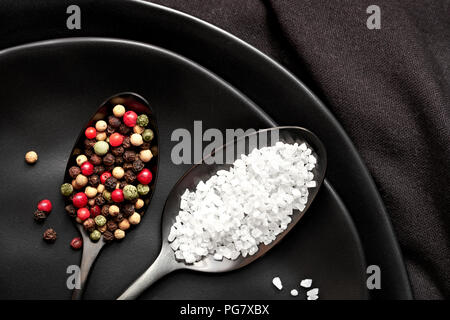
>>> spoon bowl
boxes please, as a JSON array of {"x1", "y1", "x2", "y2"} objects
[
  {"x1": 118, "y1": 126, "x2": 326, "y2": 299},
  {"x1": 65, "y1": 92, "x2": 158, "y2": 300}
]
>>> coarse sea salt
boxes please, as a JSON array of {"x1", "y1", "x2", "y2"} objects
[{"x1": 168, "y1": 142, "x2": 317, "y2": 264}]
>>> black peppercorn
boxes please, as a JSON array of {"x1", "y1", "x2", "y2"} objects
[
  {"x1": 119, "y1": 181, "x2": 128, "y2": 189},
  {"x1": 85, "y1": 149, "x2": 94, "y2": 158},
  {"x1": 106, "y1": 220, "x2": 118, "y2": 232},
  {"x1": 123, "y1": 150, "x2": 136, "y2": 162},
  {"x1": 101, "y1": 205, "x2": 110, "y2": 217},
  {"x1": 123, "y1": 162, "x2": 133, "y2": 170},
  {"x1": 108, "y1": 115, "x2": 121, "y2": 128},
  {"x1": 124, "y1": 170, "x2": 136, "y2": 183},
  {"x1": 105, "y1": 176, "x2": 118, "y2": 191},
  {"x1": 114, "y1": 213, "x2": 125, "y2": 223},
  {"x1": 103, "y1": 230, "x2": 114, "y2": 242},
  {"x1": 141, "y1": 142, "x2": 151, "y2": 150},
  {"x1": 34, "y1": 210, "x2": 47, "y2": 222},
  {"x1": 90, "y1": 154, "x2": 102, "y2": 166},
  {"x1": 43, "y1": 228, "x2": 57, "y2": 243},
  {"x1": 95, "y1": 194, "x2": 106, "y2": 206},
  {"x1": 103, "y1": 153, "x2": 115, "y2": 166},
  {"x1": 122, "y1": 203, "x2": 135, "y2": 217},
  {"x1": 132, "y1": 159, "x2": 144, "y2": 173},
  {"x1": 69, "y1": 166, "x2": 81, "y2": 179},
  {"x1": 106, "y1": 125, "x2": 116, "y2": 135},
  {"x1": 65, "y1": 204, "x2": 76, "y2": 217},
  {"x1": 115, "y1": 156, "x2": 124, "y2": 166},
  {"x1": 119, "y1": 124, "x2": 131, "y2": 135},
  {"x1": 94, "y1": 165, "x2": 105, "y2": 175},
  {"x1": 122, "y1": 136, "x2": 131, "y2": 149},
  {"x1": 89, "y1": 174, "x2": 100, "y2": 187},
  {"x1": 112, "y1": 146, "x2": 125, "y2": 157},
  {"x1": 83, "y1": 218, "x2": 96, "y2": 232},
  {"x1": 84, "y1": 139, "x2": 96, "y2": 150}
]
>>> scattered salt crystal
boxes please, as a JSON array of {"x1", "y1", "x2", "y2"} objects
[
  {"x1": 307, "y1": 288, "x2": 319, "y2": 300},
  {"x1": 272, "y1": 277, "x2": 283, "y2": 290},
  {"x1": 290, "y1": 289, "x2": 299, "y2": 296},
  {"x1": 169, "y1": 142, "x2": 317, "y2": 263},
  {"x1": 300, "y1": 279, "x2": 312, "y2": 288},
  {"x1": 307, "y1": 288, "x2": 319, "y2": 296}
]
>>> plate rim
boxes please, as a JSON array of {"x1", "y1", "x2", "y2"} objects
[{"x1": 0, "y1": 0, "x2": 412, "y2": 299}]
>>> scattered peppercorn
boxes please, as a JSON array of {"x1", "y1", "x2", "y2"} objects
[
  {"x1": 70, "y1": 237, "x2": 83, "y2": 250},
  {"x1": 43, "y1": 228, "x2": 57, "y2": 243},
  {"x1": 25, "y1": 151, "x2": 39, "y2": 164},
  {"x1": 34, "y1": 210, "x2": 47, "y2": 222}
]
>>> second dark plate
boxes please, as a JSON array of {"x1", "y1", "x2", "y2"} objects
[{"x1": 0, "y1": 38, "x2": 367, "y2": 299}]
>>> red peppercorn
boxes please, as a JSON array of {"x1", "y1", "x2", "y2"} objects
[
  {"x1": 123, "y1": 111, "x2": 138, "y2": 127},
  {"x1": 77, "y1": 207, "x2": 90, "y2": 221},
  {"x1": 80, "y1": 161, "x2": 94, "y2": 176},
  {"x1": 70, "y1": 237, "x2": 83, "y2": 250},
  {"x1": 85, "y1": 127, "x2": 97, "y2": 139},
  {"x1": 100, "y1": 172, "x2": 112, "y2": 184},
  {"x1": 37, "y1": 199, "x2": 52, "y2": 213},
  {"x1": 72, "y1": 192, "x2": 88, "y2": 208},
  {"x1": 90, "y1": 205, "x2": 101, "y2": 217},
  {"x1": 109, "y1": 133, "x2": 124, "y2": 147},
  {"x1": 137, "y1": 169, "x2": 153, "y2": 185},
  {"x1": 111, "y1": 189, "x2": 124, "y2": 203}
]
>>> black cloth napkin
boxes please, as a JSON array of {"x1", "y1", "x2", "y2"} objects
[{"x1": 152, "y1": 0, "x2": 450, "y2": 299}]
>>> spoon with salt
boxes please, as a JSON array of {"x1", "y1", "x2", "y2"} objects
[{"x1": 117, "y1": 126, "x2": 326, "y2": 300}]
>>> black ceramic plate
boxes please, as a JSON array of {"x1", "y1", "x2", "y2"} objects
[
  {"x1": 0, "y1": 0, "x2": 411, "y2": 299},
  {"x1": 0, "y1": 38, "x2": 367, "y2": 300}
]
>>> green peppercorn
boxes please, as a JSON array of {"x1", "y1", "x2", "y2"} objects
[
  {"x1": 60, "y1": 183, "x2": 73, "y2": 196},
  {"x1": 137, "y1": 184, "x2": 150, "y2": 196},
  {"x1": 90, "y1": 230, "x2": 101, "y2": 241},
  {"x1": 123, "y1": 185, "x2": 138, "y2": 201},
  {"x1": 95, "y1": 215, "x2": 107, "y2": 227},
  {"x1": 94, "y1": 141, "x2": 109, "y2": 156},
  {"x1": 102, "y1": 190, "x2": 112, "y2": 202},
  {"x1": 142, "y1": 129, "x2": 154, "y2": 142},
  {"x1": 137, "y1": 114, "x2": 149, "y2": 127}
]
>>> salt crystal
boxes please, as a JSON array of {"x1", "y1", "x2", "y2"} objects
[
  {"x1": 272, "y1": 277, "x2": 283, "y2": 290},
  {"x1": 300, "y1": 279, "x2": 312, "y2": 288},
  {"x1": 290, "y1": 289, "x2": 299, "y2": 296}
]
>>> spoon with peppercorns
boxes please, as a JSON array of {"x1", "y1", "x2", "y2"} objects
[
  {"x1": 62, "y1": 92, "x2": 158, "y2": 300},
  {"x1": 118, "y1": 126, "x2": 326, "y2": 300}
]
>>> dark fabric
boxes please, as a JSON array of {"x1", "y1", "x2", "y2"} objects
[{"x1": 151, "y1": 0, "x2": 450, "y2": 299}]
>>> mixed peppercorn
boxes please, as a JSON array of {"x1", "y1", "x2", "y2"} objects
[{"x1": 61, "y1": 104, "x2": 156, "y2": 243}]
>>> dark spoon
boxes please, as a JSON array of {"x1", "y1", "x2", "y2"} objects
[
  {"x1": 65, "y1": 92, "x2": 158, "y2": 300},
  {"x1": 118, "y1": 126, "x2": 326, "y2": 299}
]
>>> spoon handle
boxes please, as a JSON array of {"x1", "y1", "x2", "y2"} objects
[
  {"x1": 117, "y1": 247, "x2": 177, "y2": 300},
  {"x1": 72, "y1": 235, "x2": 105, "y2": 300}
]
